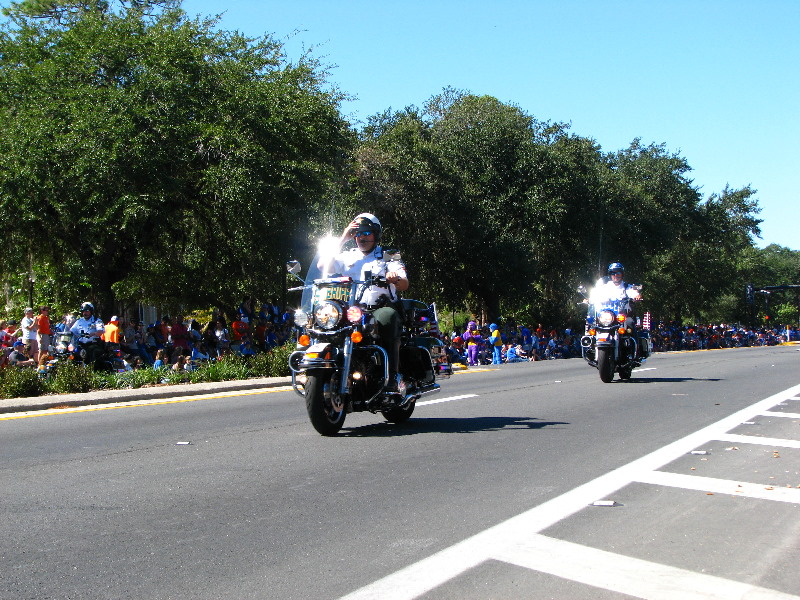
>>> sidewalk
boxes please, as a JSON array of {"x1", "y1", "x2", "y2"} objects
[{"x1": 0, "y1": 376, "x2": 294, "y2": 415}]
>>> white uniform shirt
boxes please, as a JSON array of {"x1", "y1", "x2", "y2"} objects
[
  {"x1": 70, "y1": 316, "x2": 105, "y2": 345},
  {"x1": 332, "y1": 246, "x2": 407, "y2": 306},
  {"x1": 590, "y1": 279, "x2": 640, "y2": 307}
]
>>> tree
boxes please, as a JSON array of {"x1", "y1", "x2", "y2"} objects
[{"x1": 0, "y1": 0, "x2": 353, "y2": 318}]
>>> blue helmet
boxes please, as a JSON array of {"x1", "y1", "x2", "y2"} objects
[{"x1": 608, "y1": 262, "x2": 624, "y2": 274}]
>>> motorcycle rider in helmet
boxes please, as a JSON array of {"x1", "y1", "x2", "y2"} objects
[
  {"x1": 70, "y1": 302, "x2": 106, "y2": 365},
  {"x1": 331, "y1": 213, "x2": 409, "y2": 393},
  {"x1": 589, "y1": 263, "x2": 649, "y2": 358}
]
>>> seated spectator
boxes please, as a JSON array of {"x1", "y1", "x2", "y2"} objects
[
  {"x1": 0, "y1": 320, "x2": 13, "y2": 348},
  {"x1": 213, "y1": 320, "x2": 231, "y2": 356},
  {"x1": 239, "y1": 339, "x2": 257, "y2": 357},
  {"x1": 191, "y1": 341, "x2": 211, "y2": 363},
  {"x1": 505, "y1": 344, "x2": 526, "y2": 363},
  {"x1": 171, "y1": 354, "x2": 188, "y2": 372},
  {"x1": 152, "y1": 348, "x2": 167, "y2": 369},
  {"x1": 230, "y1": 314, "x2": 248, "y2": 353},
  {"x1": 144, "y1": 326, "x2": 158, "y2": 356},
  {"x1": 9, "y1": 341, "x2": 35, "y2": 367},
  {"x1": 36, "y1": 352, "x2": 53, "y2": 376}
]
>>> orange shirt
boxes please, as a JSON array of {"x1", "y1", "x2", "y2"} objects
[
  {"x1": 104, "y1": 322, "x2": 120, "y2": 344},
  {"x1": 231, "y1": 320, "x2": 248, "y2": 341},
  {"x1": 36, "y1": 314, "x2": 52, "y2": 335}
]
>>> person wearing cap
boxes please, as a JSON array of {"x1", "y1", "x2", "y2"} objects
[
  {"x1": 9, "y1": 340, "x2": 35, "y2": 367},
  {"x1": 330, "y1": 212, "x2": 409, "y2": 393},
  {"x1": 103, "y1": 315, "x2": 121, "y2": 350},
  {"x1": 20, "y1": 307, "x2": 39, "y2": 361}
]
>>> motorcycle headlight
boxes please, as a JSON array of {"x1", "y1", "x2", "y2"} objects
[
  {"x1": 294, "y1": 309, "x2": 309, "y2": 327},
  {"x1": 597, "y1": 309, "x2": 616, "y2": 327},
  {"x1": 314, "y1": 301, "x2": 342, "y2": 330}
]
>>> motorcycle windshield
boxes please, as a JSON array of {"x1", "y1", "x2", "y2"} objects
[{"x1": 299, "y1": 235, "x2": 344, "y2": 316}]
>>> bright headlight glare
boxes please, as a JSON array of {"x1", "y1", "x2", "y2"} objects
[
  {"x1": 294, "y1": 309, "x2": 308, "y2": 326},
  {"x1": 346, "y1": 305, "x2": 363, "y2": 323},
  {"x1": 314, "y1": 302, "x2": 341, "y2": 330},
  {"x1": 597, "y1": 310, "x2": 616, "y2": 327}
]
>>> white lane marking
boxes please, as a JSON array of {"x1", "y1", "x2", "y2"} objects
[
  {"x1": 636, "y1": 367, "x2": 657, "y2": 372},
  {"x1": 417, "y1": 394, "x2": 478, "y2": 407},
  {"x1": 339, "y1": 381, "x2": 800, "y2": 600},
  {"x1": 759, "y1": 411, "x2": 800, "y2": 419},
  {"x1": 636, "y1": 471, "x2": 800, "y2": 503},
  {"x1": 495, "y1": 534, "x2": 800, "y2": 600},
  {"x1": 716, "y1": 433, "x2": 800, "y2": 449}
]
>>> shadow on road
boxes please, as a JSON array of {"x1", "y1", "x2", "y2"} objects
[
  {"x1": 342, "y1": 416, "x2": 569, "y2": 437},
  {"x1": 624, "y1": 377, "x2": 722, "y2": 383}
]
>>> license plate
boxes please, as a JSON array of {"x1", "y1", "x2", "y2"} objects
[{"x1": 316, "y1": 284, "x2": 351, "y2": 302}]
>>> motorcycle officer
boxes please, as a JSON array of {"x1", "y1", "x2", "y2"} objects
[
  {"x1": 589, "y1": 263, "x2": 648, "y2": 357},
  {"x1": 332, "y1": 213, "x2": 409, "y2": 393},
  {"x1": 70, "y1": 302, "x2": 106, "y2": 365}
]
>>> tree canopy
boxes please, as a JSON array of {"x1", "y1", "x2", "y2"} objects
[
  {"x1": 1, "y1": 3, "x2": 795, "y2": 329},
  {"x1": 0, "y1": 0, "x2": 352, "y2": 317}
]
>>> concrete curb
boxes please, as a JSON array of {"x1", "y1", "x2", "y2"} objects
[{"x1": 0, "y1": 376, "x2": 294, "y2": 415}]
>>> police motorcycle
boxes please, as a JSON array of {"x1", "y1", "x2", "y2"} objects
[
  {"x1": 578, "y1": 283, "x2": 651, "y2": 383},
  {"x1": 287, "y1": 237, "x2": 451, "y2": 436}
]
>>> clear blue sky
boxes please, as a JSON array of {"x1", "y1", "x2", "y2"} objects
[{"x1": 182, "y1": 0, "x2": 798, "y2": 250}]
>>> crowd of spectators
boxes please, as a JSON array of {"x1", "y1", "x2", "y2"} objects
[
  {"x1": 0, "y1": 299, "x2": 296, "y2": 373},
  {"x1": 3, "y1": 301, "x2": 798, "y2": 373},
  {"x1": 441, "y1": 321, "x2": 798, "y2": 366}
]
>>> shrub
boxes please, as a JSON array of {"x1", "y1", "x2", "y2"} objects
[
  {"x1": 0, "y1": 367, "x2": 46, "y2": 399},
  {"x1": 266, "y1": 343, "x2": 294, "y2": 377},
  {"x1": 49, "y1": 361, "x2": 94, "y2": 394},
  {"x1": 247, "y1": 351, "x2": 271, "y2": 377},
  {"x1": 162, "y1": 368, "x2": 190, "y2": 385},
  {"x1": 126, "y1": 368, "x2": 164, "y2": 388}
]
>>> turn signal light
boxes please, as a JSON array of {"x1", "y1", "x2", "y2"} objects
[
  {"x1": 616, "y1": 313, "x2": 626, "y2": 323},
  {"x1": 351, "y1": 331, "x2": 363, "y2": 343},
  {"x1": 618, "y1": 327, "x2": 626, "y2": 335},
  {"x1": 298, "y1": 334, "x2": 310, "y2": 346},
  {"x1": 589, "y1": 329, "x2": 596, "y2": 336}
]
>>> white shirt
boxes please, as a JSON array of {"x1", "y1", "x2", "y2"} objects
[
  {"x1": 20, "y1": 316, "x2": 37, "y2": 340},
  {"x1": 70, "y1": 316, "x2": 105, "y2": 344},
  {"x1": 332, "y1": 246, "x2": 407, "y2": 306},
  {"x1": 590, "y1": 278, "x2": 641, "y2": 306}
]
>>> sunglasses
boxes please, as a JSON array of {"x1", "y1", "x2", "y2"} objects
[{"x1": 354, "y1": 231, "x2": 374, "y2": 238}]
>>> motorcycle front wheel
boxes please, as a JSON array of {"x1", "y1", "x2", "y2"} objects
[
  {"x1": 596, "y1": 347, "x2": 615, "y2": 383},
  {"x1": 305, "y1": 371, "x2": 346, "y2": 436}
]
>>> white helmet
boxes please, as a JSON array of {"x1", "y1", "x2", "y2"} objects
[{"x1": 353, "y1": 212, "x2": 382, "y2": 242}]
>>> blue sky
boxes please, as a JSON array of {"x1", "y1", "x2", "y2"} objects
[{"x1": 181, "y1": 0, "x2": 798, "y2": 250}]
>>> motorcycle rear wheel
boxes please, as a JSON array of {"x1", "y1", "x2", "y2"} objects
[
  {"x1": 596, "y1": 347, "x2": 615, "y2": 383},
  {"x1": 306, "y1": 371, "x2": 346, "y2": 436}
]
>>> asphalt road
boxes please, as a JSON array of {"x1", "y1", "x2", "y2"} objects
[{"x1": 1, "y1": 346, "x2": 799, "y2": 600}]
